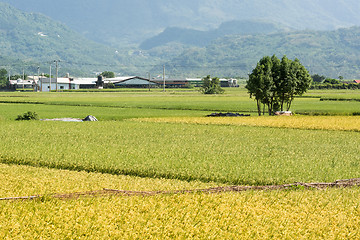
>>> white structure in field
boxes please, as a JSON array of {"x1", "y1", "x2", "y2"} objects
[
  {"x1": 9, "y1": 75, "x2": 239, "y2": 91},
  {"x1": 39, "y1": 77, "x2": 81, "y2": 92},
  {"x1": 38, "y1": 76, "x2": 157, "y2": 91}
]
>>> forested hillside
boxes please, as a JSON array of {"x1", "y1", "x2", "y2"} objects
[
  {"x1": 161, "y1": 27, "x2": 360, "y2": 79},
  {"x1": 0, "y1": 2, "x2": 121, "y2": 76},
  {"x1": 2, "y1": 0, "x2": 360, "y2": 46},
  {"x1": 140, "y1": 20, "x2": 290, "y2": 49}
]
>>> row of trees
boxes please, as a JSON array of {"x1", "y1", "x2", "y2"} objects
[
  {"x1": 246, "y1": 55, "x2": 312, "y2": 116},
  {"x1": 311, "y1": 83, "x2": 360, "y2": 90},
  {"x1": 311, "y1": 74, "x2": 342, "y2": 84}
]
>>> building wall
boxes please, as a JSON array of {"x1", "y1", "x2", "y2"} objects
[{"x1": 40, "y1": 82, "x2": 79, "y2": 92}]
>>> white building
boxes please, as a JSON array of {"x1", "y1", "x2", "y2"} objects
[
  {"x1": 9, "y1": 78, "x2": 38, "y2": 90},
  {"x1": 39, "y1": 77, "x2": 80, "y2": 92}
]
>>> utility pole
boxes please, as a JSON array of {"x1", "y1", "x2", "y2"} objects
[
  {"x1": 22, "y1": 69, "x2": 25, "y2": 91},
  {"x1": 49, "y1": 63, "x2": 52, "y2": 92},
  {"x1": 55, "y1": 60, "x2": 59, "y2": 92},
  {"x1": 37, "y1": 66, "x2": 40, "y2": 92},
  {"x1": 148, "y1": 72, "x2": 151, "y2": 91},
  {"x1": 163, "y1": 65, "x2": 165, "y2": 92}
]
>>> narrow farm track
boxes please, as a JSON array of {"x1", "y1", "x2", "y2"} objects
[{"x1": 1, "y1": 178, "x2": 360, "y2": 201}]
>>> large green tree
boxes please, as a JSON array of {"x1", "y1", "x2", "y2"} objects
[{"x1": 246, "y1": 55, "x2": 312, "y2": 115}]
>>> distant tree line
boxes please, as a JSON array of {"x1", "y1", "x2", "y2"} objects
[
  {"x1": 310, "y1": 74, "x2": 360, "y2": 89},
  {"x1": 0, "y1": 68, "x2": 32, "y2": 90}
]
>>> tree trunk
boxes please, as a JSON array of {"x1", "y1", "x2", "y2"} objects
[
  {"x1": 257, "y1": 99, "x2": 262, "y2": 116},
  {"x1": 268, "y1": 101, "x2": 273, "y2": 116},
  {"x1": 263, "y1": 103, "x2": 266, "y2": 115},
  {"x1": 281, "y1": 93, "x2": 285, "y2": 111},
  {"x1": 269, "y1": 94, "x2": 275, "y2": 116},
  {"x1": 286, "y1": 96, "x2": 294, "y2": 111}
]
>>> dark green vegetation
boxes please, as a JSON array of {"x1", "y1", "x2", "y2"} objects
[
  {"x1": 310, "y1": 74, "x2": 360, "y2": 89},
  {"x1": 246, "y1": 55, "x2": 312, "y2": 115},
  {"x1": 15, "y1": 111, "x2": 38, "y2": 120},
  {"x1": 0, "y1": 68, "x2": 8, "y2": 88},
  {"x1": 200, "y1": 75, "x2": 224, "y2": 94},
  {"x1": 101, "y1": 71, "x2": 115, "y2": 79}
]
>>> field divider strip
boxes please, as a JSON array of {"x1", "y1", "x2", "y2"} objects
[{"x1": 2, "y1": 178, "x2": 359, "y2": 201}]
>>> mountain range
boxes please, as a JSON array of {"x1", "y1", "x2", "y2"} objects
[
  {"x1": 0, "y1": 2, "x2": 124, "y2": 76},
  {"x1": 3, "y1": 0, "x2": 360, "y2": 46},
  {"x1": 162, "y1": 27, "x2": 360, "y2": 78},
  {"x1": 140, "y1": 20, "x2": 290, "y2": 50},
  {"x1": 2, "y1": 1, "x2": 360, "y2": 78}
]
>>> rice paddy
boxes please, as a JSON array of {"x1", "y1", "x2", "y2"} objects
[
  {"x1": 1, "y1": 88, "x2": 360, "y2": 239},
  {"x1": 1, "y1": 186, "x2": 359, "y2": 239},
  {"x1": 137, "y1": 115, "x2": 360, "y2": 131}
]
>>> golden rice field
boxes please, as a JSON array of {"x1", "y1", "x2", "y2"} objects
[
  {"x1": 0, "y1": 164, "x2": 218, "y2": 198},
  {"x1": 135, "y1": 115, "x2": 360, "y2": 132},
  {"x1": 1, "y1": 191, "x2": 360, "y2": 239},
  {"x1": 1, "y1": 164, "x2": 360, "y2": 239}
]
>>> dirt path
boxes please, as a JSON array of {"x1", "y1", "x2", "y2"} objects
[{"x1": 1, "y1": 178, "x2": 360, "y2": 201}]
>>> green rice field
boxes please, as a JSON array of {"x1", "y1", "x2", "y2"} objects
[{"x1": 0, "y1": 88, "x2": 360, "y2": 239}]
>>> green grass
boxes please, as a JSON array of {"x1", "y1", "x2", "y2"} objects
[
  {"x1": 303, "y1": 89, "x2": 360, "y2": 99},
  {"x1": 1, "y1": 88, "x2": 360, "y2": 116},
  {"x1": 1, "y1": 120, "x2": 359, "y2": 185},
  {"x1": 0, "y1": 103, "x2": 209, "y2": 121},
  {"x1": 0, "y1": 90, "x2": 256, "y2": 113}
]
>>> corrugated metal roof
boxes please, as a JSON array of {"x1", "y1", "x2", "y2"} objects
[
  {"x1": 73, "y1": 78, "x2": 97, "y2": 85},
  {"x1": 115, "y1": 78, "x2": 157, "y2": 85}
]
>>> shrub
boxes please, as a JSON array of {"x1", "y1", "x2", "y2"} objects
[{"x1": 15, "y1": 111, "x2": 39, "y2": 121}]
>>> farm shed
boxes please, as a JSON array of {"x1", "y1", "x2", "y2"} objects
[
  {"x1": 112, "y1": 76, "x2": 158, "y2": 88},
  {"x1": 183, "y1": 78, "x2": 239, "y2": 87},
  {"x1": 152, "y1": 79, "x2": 189, "y2": 88}
]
